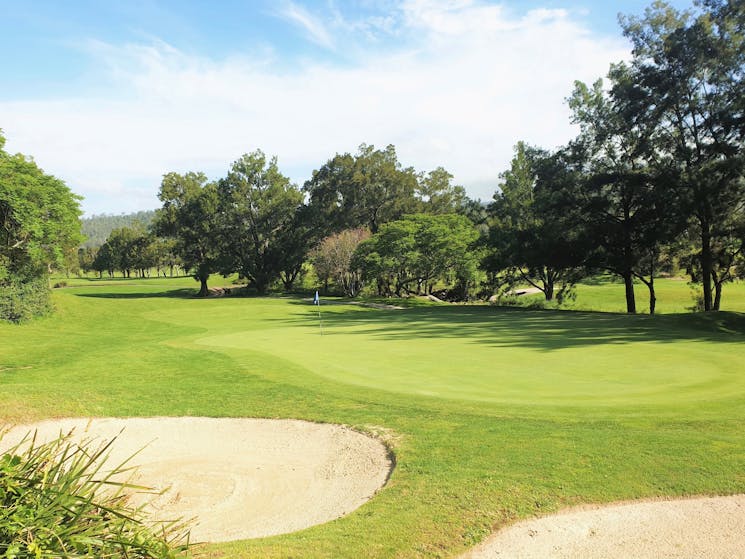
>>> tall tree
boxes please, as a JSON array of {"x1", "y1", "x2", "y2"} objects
[
  {"x1": 218, "y1": 150, "x2": 304, "y2": 294},
  {"x1": 92, "y1": 242, "x2": 115, "y2": 278},
  {"x1": 0, "y1": 130, "x2": 83, "y2": 321},
  {"x1": 277, "y1": 205, "x2": 316, "y2": 291},
  {"x1": 416, "y1": 167, "x2": 470, "y2": 215},
  {"x1": 0, "y1": 131, "x2": 83, "y2": 284},
  {"x1": 154, "y1": 172, "x2": 221, "y2": 296},
  {"x1": 485, "y1": 143, "x2": 588, "y2": 302},
  {"x1": 618, "y1": 0, "x2": 745, "y2": 310},
  {"x1": 104, "y1": 226, "x2": 145, "y2": 278},
  {"x1": 568, "y1": 77, "x2": 681, "y2": 314},
  {"x1": 304, "y1": 144, "x2": 418, "y2": 235}
]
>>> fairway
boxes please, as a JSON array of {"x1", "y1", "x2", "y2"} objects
[{"x1": 2, "y1": 280, "x2": 745, "y2": 558}]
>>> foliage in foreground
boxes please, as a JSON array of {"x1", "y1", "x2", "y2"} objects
[
  {"x1": 0, "y1": 431, "x2": 189, "y2": 559},
  {"x1": 0, "y1": 277, "x2": 52, "y2": 324}
]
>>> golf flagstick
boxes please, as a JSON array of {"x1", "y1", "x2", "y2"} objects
[{"x1": 314, "y1": 290, "x2": 323, "y2": 335}]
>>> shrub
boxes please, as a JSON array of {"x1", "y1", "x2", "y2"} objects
[
  {"x1": 0, "y1": 430, "x2": 190, "y2": 558},
  {"x1": 0, "y1": 277, "x2": 53, "y2": 323}
]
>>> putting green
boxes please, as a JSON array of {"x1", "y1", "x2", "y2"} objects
[{"x1": 176, "y1": 300, "x2": 745, "y2": 410}]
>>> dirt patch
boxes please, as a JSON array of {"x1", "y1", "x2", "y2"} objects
[
  {"x1": 462, "y1": 494, "x2": 745, "y2": 559},
  {"x1": 0, "y1": 417, "x2": 392, "y2": 543}
]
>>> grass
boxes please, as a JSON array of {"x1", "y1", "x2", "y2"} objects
[
  {"x1": 565, "y1": 277, "x2": 745, "y2": 314},
  {"x1": 1, "y1": 276, "x2": 745, "y2": 558}
]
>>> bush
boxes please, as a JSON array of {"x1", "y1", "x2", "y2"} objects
[
  {"x1": 52, "y1": 281, "x2": 68, "y2": 289},
  {"x1": 0, "y1": 277, "x2": 53, "y2": 323},
  {"x1": 0, "y1": 430, "x2": 190, "y2": 558}
]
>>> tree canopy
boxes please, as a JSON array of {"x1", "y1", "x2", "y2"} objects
[
  {"x1": 0, "y1": 131, "x2": 82, "y2": 283},
  {"x1": 0, "y1": 130, "x2": 83, "y2": 321},
  {"x1": 218, "y1": 150, "x2": 305, "y2": 295}
]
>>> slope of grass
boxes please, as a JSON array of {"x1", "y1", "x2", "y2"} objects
[{"x1": 2, "y1": 278, "x2": 744, "y2": 558}]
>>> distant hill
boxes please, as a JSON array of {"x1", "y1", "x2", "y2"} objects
[{"x1": 81, "y1": 210, "x2": 156, "y2": 248}]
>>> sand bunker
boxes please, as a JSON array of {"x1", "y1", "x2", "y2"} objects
[
  {"x1": 0, "y1": 417, "x2": 392, "y2": 542},
  {"x1": 463, "y1": 494, "x2": 745, "y2": 559}
]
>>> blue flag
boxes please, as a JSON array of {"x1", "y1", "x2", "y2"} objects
[{"x1": 313, "y1": 291, "x2": 319, "y2": 305}]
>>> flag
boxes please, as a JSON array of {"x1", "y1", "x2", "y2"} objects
[{"x1": 313, "y1": 291, "x2": 319, "y2": 305}]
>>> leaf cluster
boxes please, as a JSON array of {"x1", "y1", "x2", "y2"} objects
[{"x1": 0, "y1": 431, "x2": 189, "y2": 559}]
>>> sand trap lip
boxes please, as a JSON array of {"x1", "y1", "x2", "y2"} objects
[
  {"x1": 0, "y1": 417, "x2": 393, "y2": 543},
  {"x1": 462, "y1": 494, "x2": 745, "y2": 559}
]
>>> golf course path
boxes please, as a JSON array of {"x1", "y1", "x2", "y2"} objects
[
  {"x1": 0, "y1": 417, "x2": 392, "y2": 542},
  {"x1": 462, "y1": 494, "x2": 745, "y2": 559}
]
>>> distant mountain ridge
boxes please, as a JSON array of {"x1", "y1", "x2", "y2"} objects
[{"x1": 81, "y1": 210, "x2": 156, "y2": 248}]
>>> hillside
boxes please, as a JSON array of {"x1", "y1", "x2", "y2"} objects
[{"x1": 81, "y1": 210, "x2": 156, "y2": 247}]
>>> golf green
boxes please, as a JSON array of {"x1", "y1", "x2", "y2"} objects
[{"x1": 141, "y1": 297, "x2": 745, "y2": 411}]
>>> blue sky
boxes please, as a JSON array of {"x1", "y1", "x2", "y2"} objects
[{"x1": 0, "y1": 0, "x2": 694, "y2": 215}]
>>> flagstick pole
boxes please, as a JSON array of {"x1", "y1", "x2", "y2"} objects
[{"x1": 314, "y1": 290, "x2": 323, "y2": 336}]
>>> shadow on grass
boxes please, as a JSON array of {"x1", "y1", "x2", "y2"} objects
[
  {"x1": 75, "y1": 288, "x2": 198, "y2": 299},
  {"x1": 284, "y1": 301, "x2": 745, "y2": 351}
]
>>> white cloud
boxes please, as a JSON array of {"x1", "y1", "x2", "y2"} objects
[
  {"x1": 278, "y1": 2, "x2": 335, "y2": 49},
  {"x1": 0, "y1": 1, "x2": 629, "y2": 214}
]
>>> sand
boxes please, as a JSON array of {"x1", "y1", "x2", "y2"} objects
[
  {"x1": 0, "y1": 417, "x2": 392, "y2": 543},
  {"x1": 462, "y1": 494, "x2": 745, "y2": 559},
  {"x1": 4, "y1": 416, "x2": 743, "y2": 555}
]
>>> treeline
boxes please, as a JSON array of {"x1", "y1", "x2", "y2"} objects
[
  {"x1": 87, "y1": 1, "x2": 742, "y2": 314},
  {"x1": 78, "y1": 227, "x2": 180, "y2": 279},
  {"x1": 6, "y1": 0, "x2": 745, "y2": 321},
  {"x1": 80, "y1": 211, "x2": 155, "y2": 248}
]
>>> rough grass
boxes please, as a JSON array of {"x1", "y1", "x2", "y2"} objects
[{"x1": 2, "y1": 276, "x2": 745, "y2": 558}]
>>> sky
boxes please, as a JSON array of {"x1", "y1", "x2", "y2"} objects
[{"x1": 0, "y1": 0, "x2": 695, "y2": 216}]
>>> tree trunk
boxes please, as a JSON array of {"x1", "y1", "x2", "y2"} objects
[
  {"x1": 543, "y1": 281, "x2": 554, "y2": 301},
  {"x1": 197, "y1": 275, "x2": 209, "y2": 297},
  {"x1": 701, "y1": 226, "x2": 713, "y2": 311},
  {"x1": 713, "y1": 281, "x2": 722, "y2": 311},
  {"x1": 255, "y1": 278, "x2": 269, "y2": 295},
  {"x1": 648, "y1": 279, "x2": 656, "y2": 315},
  {"x1": 623, "y1": 272, "x2": 636, "y2": 314}
]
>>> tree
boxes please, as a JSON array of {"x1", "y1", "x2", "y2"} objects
[
  {"x1": 312, "y1": 228, "x2": 371, "y2": 297},
  {"x1": 353, "y1": 213, "x2": 479, "y2": 298},
  {"x1": 0, "y1": 131, "x2": 83, "y2": 283},
  {"x1": 78, "y1": 246, "x2": 98, "y2": 275},
  {"x1": 304, "y1": 144, "x2": 419, "y2": 235},
  {"x1": 0, "y1": 130, "x2": 82, "y2": 321},
  {"x1": 303, "y1": 153, "x2": 358, "y2": 238},
  {"x1": 151, "y1": 237, "x2": 181, "y2": 277},
  {"x1": 416, "y1": 167, "x2": 470, "y2": 215},
  {"x1": 92, "y1": 242, "x2": 115, "y2": 278},
  {"x1": 568, "y1": 77, "x2": 681, "y2": 314},
  {"x1": 105, "y1": 227, "x2": 143, "y2": 278},
  {"x1": 618, "y1": 0, "x2": 745, "y2": 310},
  {"x1": 218, "y1": 150, "x2": 304, "y2": 294},
  {"x1": 277, "y1": 205, "x2": 316, "y2": 291},
  {"x1": 154, "y1": 172, "x2": 222, "y2": 296},
  {"x1": 485, "y1": 143, "x2": 588, "y2": 302}
]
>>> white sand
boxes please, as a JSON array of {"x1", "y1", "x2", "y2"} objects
[
  {"x1": 462, "y1": 494, "x2": 745, "y2": 559},
  {"x1": 0, "y1": 417, "x2": 392, "y2": 543}
]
